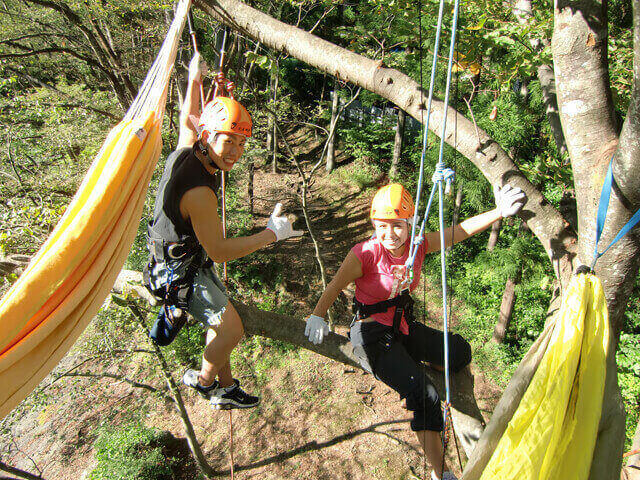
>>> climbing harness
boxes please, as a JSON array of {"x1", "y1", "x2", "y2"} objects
[
  {"x1": 144, "y1": 220, "x2": 209, "y2": 346},
  {"x1": 353, "y1": 290, "x2": 415, "y2": 339}
]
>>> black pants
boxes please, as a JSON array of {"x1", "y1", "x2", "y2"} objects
[{"x1": 350, "y1": 320, "x2": 471, "y2": 432}]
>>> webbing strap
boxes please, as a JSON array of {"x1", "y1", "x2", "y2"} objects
[
  {"x1": 591, "y1": 155, "x2": 640, "y2": 269},
  {"x1": 353, "y1": 291, "x2": 414, "y2": 337}
]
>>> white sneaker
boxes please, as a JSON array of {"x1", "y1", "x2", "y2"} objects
[
  {"x1": 431, "y1": 472, "x2": 458, "y2": 480},
  {"x1": 209, "y1": 379, "x2": 260, "y2": 410}
]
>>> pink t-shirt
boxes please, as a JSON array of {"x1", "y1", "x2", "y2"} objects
[{"x1": 351, "y1": 237, "x2": 427, "y2": 335}]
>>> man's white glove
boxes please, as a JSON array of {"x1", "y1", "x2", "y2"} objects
[
  {"x1": 188, "y1": 52, "x2": 207, "y2": 84},
  {"x1": 493, "y1": 184, "x2": 526, "y2": 218},
  {"x1": 266, "y1": 203, "x2": 304, "y2": 241},
  {"x1": 305, "y1": 314, "x2": 330, "y2": 345}
]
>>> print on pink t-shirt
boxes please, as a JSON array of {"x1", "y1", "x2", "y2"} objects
[{"x1": 351, "y1": 237, "x2": 427, "y2": 335}]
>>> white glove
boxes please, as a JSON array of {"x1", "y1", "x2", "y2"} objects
[
  {"x1": 493, "y1": 184, "x2": 526, "y2": 217},
  {"x1": 188, "y1": 52, "x2": 207, "y2": 84},
  {"x1": 266, "y1": 203, "x2": 304, "y2": 241},
  {"x1": 304, "y1": 314, "x2": 330, "y2": 345}
]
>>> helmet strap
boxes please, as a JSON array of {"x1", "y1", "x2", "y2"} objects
[{"x1": 194, "y1": 139, "x2": 220, "y2": 171}]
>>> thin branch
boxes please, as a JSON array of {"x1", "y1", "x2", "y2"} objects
[
  {"x1": 125, "y1": 301, "x2": 216, "y2": 478},
  {"x1": 0, "y1": 462, "x2": 45, "y2": 480},
  {"x1": 308, "y1": 5, "x2": 335, "y2": 34},
  {"x1": 6, "y1": 128, "x2": 23, "y2": 186}
]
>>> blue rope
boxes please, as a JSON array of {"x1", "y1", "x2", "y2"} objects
[
  {"x1": 406, "y1": 0, "x2": 462, "y2": 461},
  {"x1": 591, "y1": 155, "x2": 640, "y2": 269},
  {"x1": 408, "y1": 0, "x2": 448, "y2": 269}
]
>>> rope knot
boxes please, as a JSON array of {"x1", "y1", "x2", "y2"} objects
[{"x1": 432, "y1": 164, "x2": 455, "y2": 186}]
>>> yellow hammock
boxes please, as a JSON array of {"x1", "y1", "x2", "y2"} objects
[
  {"x1": 477, "y1": 273, "x2": 609, "y2": 480},
  {"x1": 0, "y1": 0, "x2": 192, "y2": 419}
]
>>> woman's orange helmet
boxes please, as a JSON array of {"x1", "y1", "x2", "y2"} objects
[
  {"x1": 199, "y1": 97, "x2": 252, "y2": 138},
  {"x1": 370, "y1": 184, "x2": 414, "y2": 220}
]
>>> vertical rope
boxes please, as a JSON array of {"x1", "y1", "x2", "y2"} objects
[
  {"x1": 408, "y1": 0, "x2": 449, "y2": 271},
  {"x1": 187, "y1": 10, "x2": 205, "y2": 108},
  {"x1": 222, "y1": 171, "x2": 228, "y2": 282},
  {"x1": 417, "y1": 4, "x2": 427, "y2": 479},
  {"x1": 229, "y1": 409, "x2": 235, "y2": 479}
]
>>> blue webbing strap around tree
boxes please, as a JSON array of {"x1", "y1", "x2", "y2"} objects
[{"x1": 591, "y1": 155, "x2": 640, "y2": 269}]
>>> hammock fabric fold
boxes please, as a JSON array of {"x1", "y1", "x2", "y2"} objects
[
  {"x1": 478, "y1": 273, "x2": 609, "y2": 480},
  {"x1": 0, "y1": 0, "x2": 192, "y2": 419}
]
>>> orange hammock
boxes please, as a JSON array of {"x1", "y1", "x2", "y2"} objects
[{"x1": 0, "y1": 0, "x2": 192, "y2": 419}]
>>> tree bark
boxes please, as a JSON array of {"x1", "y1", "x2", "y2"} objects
[
  {"x1": 0, "y1": 461, "x2": 45, "y2": 480},
  {"x1": 512, "y1": 0, "x2": 567, "y2": 155},
  {"x1": 194, "y1": 0, "x2": 578, "y2": 290},
  {"x1": 452, "y1": 187, "x2": 463, "y2": 227},
  {"x1": 326, "y1": 80, "x2": 339, "y2": 172},
  {"x1": 389, "y1": 108, "x2": 406, "y2": 178}
]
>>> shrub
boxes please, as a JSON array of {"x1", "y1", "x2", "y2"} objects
[{"x1": 90, "y1": 422, "x2": 174, "y2": 480}]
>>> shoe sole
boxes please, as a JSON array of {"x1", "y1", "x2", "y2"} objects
[{"x1": 210, "y1": 400, "x2": 260, "y2": 410}]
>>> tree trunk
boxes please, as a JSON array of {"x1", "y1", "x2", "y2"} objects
[
  {"x1": 326, "y1": 81, "x2": 339, "y2": 172},
  {"x1": 389, "y1": 108, "x2": 406, "y2": 178},
  {"x1": 266, "y1": 113, "x2": 274, "y2": 154},
  {"x1": 492, "y1": 269, "x2": 521, "y2": 344},
  {"x1": 553, "y1": 2, "x2": 640, "y2": 477},
  {"x1": 452, "y1": 186, "x2": 463, "y2": 226},
  {"x1": 513, "y1": 0, "x2": 567, "y2": 156},
  {"x1": 486, "y1": 218, "x2": 502, "y2": 252},
  {"x1": 240, "y1": 41, "x2": 261, "y2": 94},
  {"x1": 126, "y1": 303, "x2": 216, "y2": 478}
]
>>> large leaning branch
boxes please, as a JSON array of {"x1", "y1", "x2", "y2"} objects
[
  {"x1": 195, "y1": 0, "x2": 577, "y2": 287},
  {"x1": 114, "y1": 270, "x2": 485, "y2": 456}
]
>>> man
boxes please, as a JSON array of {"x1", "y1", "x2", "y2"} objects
[{"x1": 147, "y1": 53, "x2": 302, "y2": 409}]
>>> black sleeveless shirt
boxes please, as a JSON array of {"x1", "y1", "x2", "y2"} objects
[{"x1": 149, "y1": 145, "x2": 221, "y2": 244}]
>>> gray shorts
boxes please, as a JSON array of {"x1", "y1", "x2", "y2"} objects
[{"x1": 188, "y1": 267, "x2": 228, "y2": 327}]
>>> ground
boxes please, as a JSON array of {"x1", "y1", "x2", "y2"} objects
[{"x1": 0, "y1": 134, "x2": 504, "y2": 480}]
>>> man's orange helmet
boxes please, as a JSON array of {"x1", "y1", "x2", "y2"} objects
[
  {"x1": 199, "y1": 97, "x2": 252, "y2": 138},
  {"x1": 370, "y1": 184, "x2": 414, "y2": 220}
]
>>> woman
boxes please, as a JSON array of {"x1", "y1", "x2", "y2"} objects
[{"x1": 304, "y1": 183, "x2": 525, "y2": 479}]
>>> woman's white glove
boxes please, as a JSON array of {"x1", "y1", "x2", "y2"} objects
[
  {"x1": 304, "y1": 314, "x2": 330, "y2": 345},
  {"x1": 266, "y1": 203, "x2": 304, "y2": 241},
  {"x1": 493, "y1": 184, "x2": 526, "y2": 218}
]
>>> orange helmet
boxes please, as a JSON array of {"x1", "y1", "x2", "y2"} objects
[
  {"x1": 199, "y1": 97, "x2": 252, "y2": 138},
  {"x1": 370, "y1": 184, "x2": 414, "y2": 220}
]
